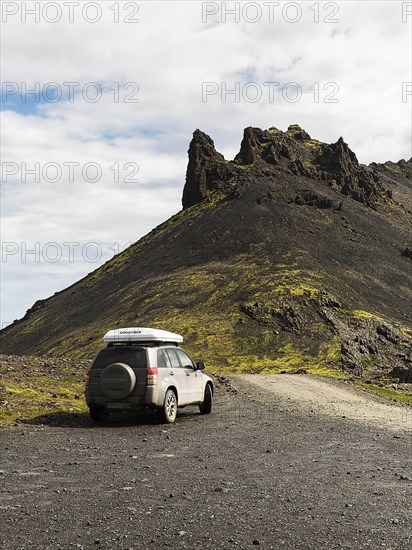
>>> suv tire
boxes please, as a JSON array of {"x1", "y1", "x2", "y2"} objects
[
  {"x1": 199, "y1": 384, "x2": 213, "y2": 415},
  {"x1": 158, "y1": 388, "x2": 177, "y2": 423}
]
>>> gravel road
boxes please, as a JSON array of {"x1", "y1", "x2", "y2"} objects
[
  {"x1": 233, "y1": 374, "x2": 412, "y2": 432},
  {"x1": 1, "y1": 375, "x2": 411, "y2": 549}
]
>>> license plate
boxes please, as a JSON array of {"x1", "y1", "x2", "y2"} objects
[{"x1": 107, "y1": 402, "x2": 131, "y2": 409}]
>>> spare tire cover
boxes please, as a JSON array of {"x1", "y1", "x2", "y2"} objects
[{"x1": 100, "y1": 363, "x2": 136, "y2": 399}]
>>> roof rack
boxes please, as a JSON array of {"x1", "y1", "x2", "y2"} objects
[
  {"x1": 103, "y1": 327, "x2": 183, "y2": 345},
  {"x1": 107, "y1": 341, "x2": 179, "y2": 348}
]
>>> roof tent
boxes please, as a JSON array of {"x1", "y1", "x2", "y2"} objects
[{"x1": 103, "y1": 327, "x2": 183, "y2": 346}]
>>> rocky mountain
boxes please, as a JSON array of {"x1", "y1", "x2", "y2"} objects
[
  {"x1": 1, "y1": 125, "x2": 411, "y2": 384},
  {"x1": 369, "y1": 157, "x2": 412, "y2": 214}
]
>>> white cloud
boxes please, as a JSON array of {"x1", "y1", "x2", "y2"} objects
[{"x1": 1, "y1": 0, "x2": 411, "y2": 323}]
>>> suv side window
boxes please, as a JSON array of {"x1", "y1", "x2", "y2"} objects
[
  {"x1": 165, "y1": 348, "x2": 180, "y2": 369},
  {"x1": 175, "y1": 349, "x2": 194, "y2": 369},
  {"x1": 157, "y1": 349, "x2": 171, "y2": 369}
]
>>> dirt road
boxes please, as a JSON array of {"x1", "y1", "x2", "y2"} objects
[
  {"x1": 232, "y1": 374, "x2": 412, "y2": 433},
  {"x1": 1, "y1": 375, "x2": 411, "y2": 549}
]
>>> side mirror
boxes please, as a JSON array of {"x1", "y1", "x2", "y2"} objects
[{"x1": 196, "y1": 361, "x2": 205, "y2": 370}]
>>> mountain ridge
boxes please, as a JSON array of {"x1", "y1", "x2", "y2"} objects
[
  {"x1": 1, "y1": 125, "x2": 411, "y2": 385},
  {"x1": 183, "y1": 124, "x2": 401, "y2": 210}
]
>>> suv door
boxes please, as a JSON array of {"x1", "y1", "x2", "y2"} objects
[
  {"x1": 164, "y1": 348, "x2": 189, "y2": 406},
  {"x1": 175, "y1": 348, "x2": 204, "y2": 403},
  {"x1": 89, "y1": 346, "x2": 147, "y2": 400}
]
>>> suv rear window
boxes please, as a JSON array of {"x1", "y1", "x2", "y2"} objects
[{"x1": 92, "y1": 347, "x2": 147, "y2": 370}]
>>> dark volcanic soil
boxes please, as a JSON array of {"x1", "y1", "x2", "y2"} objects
[{"x1": 1, "y1": 377, "x2": 411, "y2": 550}]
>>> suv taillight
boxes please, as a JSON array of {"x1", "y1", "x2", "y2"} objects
[
  {"x1": 86, "y1": 368, "x2": 91, "y2": 386},
  {"x1": 147, "y1": 367, "x2": 158, "y2": 386}
]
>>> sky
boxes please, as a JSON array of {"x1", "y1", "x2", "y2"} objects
[{"x1": 1, "y1": 0, "x2": 411, "y2": 325}]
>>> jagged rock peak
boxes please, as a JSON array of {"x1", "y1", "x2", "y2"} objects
[
  {"x1": 286, "y1": 124, "x2": 311, "y2": 141},
  {"x1": 182, "y1": 125, "x2": 390, "y2": 209},
  {"x1": 182, "y1": 130, "x2": 236, "y2": 209},
  {"x1": 190, "y1": 129, "x2": 222, "y2": 157},
  {"x1": 234, "y1": 124, "x2": 315, "y2": 167},
  {"x1": 234, "y1": 127, "x2": 265, "y2": 165}
]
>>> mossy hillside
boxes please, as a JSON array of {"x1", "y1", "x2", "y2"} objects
[
  {"x1": 4, "y1": 189, "x2": 411, "y2": 359},
  {"x1": 378, "y1": 159, "x2": 412, "y2": 179},
  {"x1": 43, "y1": 257, "x2": 331, "y2": 359},
  {"x1": 0, "y1": 355, "x2": 88, "y2": 424},
  {"x1": 351, "y1": 310, "x2": 384, "y2": 321},
  {"x1": 70, "y1": 265, "x2": 347, "y2": 379},
  {"x1": 7, "y1": 224, "x2": 410, "y2": 387},
  {"x1": 304, "y1": 139, "x2": 325, "y2": 150},
  {"x1": 224, "y1": 339, "x2": 344, "y2": 377},
  {"x1": 356, "y1": 381, "x2": 412, "y2": 406},
  {"x1": 399, "y1": 326, "x2": 412, "y2": 339}
]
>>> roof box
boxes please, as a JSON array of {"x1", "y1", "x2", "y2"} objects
[{"x1": 103, "y1": 327, "x2": 183, "y2": 345}]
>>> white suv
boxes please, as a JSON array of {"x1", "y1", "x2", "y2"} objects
[{"x1": 85, "y1": 328, "x2": 214, "y2": 423}]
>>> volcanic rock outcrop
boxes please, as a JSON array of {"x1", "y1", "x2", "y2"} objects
[{"x1": 183, "y1": 125, "x2": 389, "y2": 209}]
